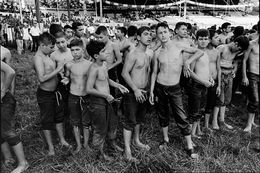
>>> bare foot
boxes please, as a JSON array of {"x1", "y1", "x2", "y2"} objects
[
  {"x1": 133, "y1": 141, "x2": 150, "y2": 151},
  {"x1": 191, "y1": 134, "x2": 202, "y2": 139},
  {"x1": 111, "y1": 141, "x2": 124, "y2": 152},
  {"x1": 159, "y1": 140, "x2": 169, "y2": 151},
  {"x1": 125, "y1": 150, "x2": 139, "y2": 163},
  {"x1": 212, "y1": 125, "x2": 220, "y2": 130},
  {"x1": 73, "y1": 146, "x2": 82, "y2": 155},
  {"x1": 47, "y1": 149, "x2": 55, "y2": 156},
  {"x1": 243, "y1": 126, "x2": 252, "y2": 133},
  {"x1": 4, "y1": 158, "x2": 15, "y2": 167},
  {"x1": 60, "y1": 141, "x2": 71, "y2": 147},
  {"x1": 11, "y1": 161, "x2": 29, "y2": 173},
  {"x1": 102, "y1": 153, "x2": 113, "y2": 162},
  {"x1": 252, "y1": 123, "x2": 259, "y2": 128},
  {"x1": 83, "y1": 144, "x2": 91, "y2": 151}
]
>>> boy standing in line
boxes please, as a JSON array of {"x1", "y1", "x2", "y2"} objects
[
  {"x1": 33, "y1": 32, "x2": 70, "y2": 156},
  {"x1": 86, "y1": 40, "x2": 128, "y2": 161},
  {"x1": 122, "y1": 26, "x2": 153, "y2": 162},
  {"x1": 242, "y1": 23, "x2": 259, "y2": 133},
  {"x1": 1, "y1": 61, "x2": 29, "y2": 173},
  {"x1": 64, "y1": 38, "x2": 92, "y2": 153},
  {"x1": 212, "y1": 36, "x2": 249, "y2": 130}
]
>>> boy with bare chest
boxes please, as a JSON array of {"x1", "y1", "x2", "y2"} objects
[
  {"x1": 86, "y1": 40, "x2": 128, "y2": 161},
  {"x1": 213, "y1": 36, "x2": 249, "y2": 130},
  {"x1": 122, "y1": 26, "x2": 153, "y2": 162},
  {"x1": 242, "y1": 26, "x2": 259, "y2": 133},
  {"x1": 64, "y1": 38, "x2": 92, "y2": 154},
  {"x1": 33, "y1": 32, "x2": 70, "y2": 156},
  {"x1": 149, "y1": 23, "x2": 203, "y2": 158},
  {"x1": 185, "y1": 29, "x2": 215, "y2": 138},
  {"x1": 50, "y1": 32, "x2": 74, "y2": 138}
]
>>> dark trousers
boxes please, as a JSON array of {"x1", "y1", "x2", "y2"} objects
[
  {"x1": 154, "y1": 82, "x2": 191, "y2": 136},
  {"x1": 32, "y1": 36, "x2": 39, "y2": 52}
]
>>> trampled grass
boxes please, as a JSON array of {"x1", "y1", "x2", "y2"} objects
[{"x1": 1, "y1": 49, "x2": 259, "y2": 173}]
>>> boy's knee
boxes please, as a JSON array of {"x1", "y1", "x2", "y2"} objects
[
  {"x1": 5, "y1": 132, "x2": 21, "y2": 147},
  {"x1": 247, "y1": 101, "x2": 259, "y2": 114}
]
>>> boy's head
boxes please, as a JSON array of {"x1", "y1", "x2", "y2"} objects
[
  {"x1": 49, "y1": 24, "x2": 63, "y2": 37},
  {"x1": 196, "y1": 29, "x2": 210, "y2": 48},
  {"x1": 156, "y1": 22, "x2": 170, "y2": 43},
  {"x1": 150, "y1": 24, "x2": 157, "y2": 39},
  {"x1": 231, "y1": 35, "x2": 249, "y2": 52},
  {"x1": 221, "y1": 22, "x2": 231, "y2": 33},
  {"x1": 64, "y1": 25, "x2": 74, "y2": 39},
  {"x1": 55, "y1": 31, "x2": 67, "y2": 51},
  {"x1": 208, "y1": 29, "x2": 220, "y2": 47},
  {"x1": 136, "y1": 26, "x2": 151, "y2": 46},
  {"x1": 233, "y1": 26, "x2": 244, "y2": 39},
  {"x1": 174, "y1": 22, "x2": 188, "y2": 38},
  {"x1": 95, "y1": 26, "x2": 109, "y2": 44},
  {"x1": 86, "y1": 40, "x2": 106, "y2": 61},
  {"x1": 38, "y1": 32, "x2": 56, "y2": 55},
  {"x1": 116, "y1": 27, "x2": 127, "y2": 39},
  {"x1": 72, "y1": 22, "x2": 84, "y2": 38},
  {"x1": 69, "y1": 38, "x2": 84, "y2": 60},
  {"x1": 127, "y1": 25, "x2": 138, "y2": 37}
]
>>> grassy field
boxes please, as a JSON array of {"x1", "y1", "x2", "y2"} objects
[{"x1": 1, "y1": 49, "x2": 260, "y2": 173}]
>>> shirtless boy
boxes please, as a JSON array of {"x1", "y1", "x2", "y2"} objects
[
  {"x1": 50, "y1": 31, "x2": 74, "y2": 140},
  {"x1": 95, "y1": 26, "x2": 122, "y2": 84},
  {"x1": 212, "y1": 36, "x2": 249, "y2": 130},
  {"x1": 1, "y1": 61, "x2": 29, "y2": 173},
  {"x1": 33, "y1": 32, "x2": 70, "y2": 156},
  {"x1": 86, "y1": 40, "x2": 128, "y2": 161},
  {"x1": 204, "y1": 29, "x2": 222, "y2": 131},
  {"x1": 64, "y1": 25, "x2": 74, "y2": 44},
  {"x1": 122, "y1": 26, "x2": 153, "y2": 162},
  {"x1": 242, "y1": 23, "x2": 259, "y2": 133},
  {"x1": 149, "y1": 22, "x2": 203, "y2": 158},
  {"x1": 65, "y1": 38, "x2": 92, "y2": 153},
  {"x1": 185, "y1": 29, "x2": 215, "y2": 138}
]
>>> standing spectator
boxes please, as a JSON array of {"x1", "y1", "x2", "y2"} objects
[
  {"x1": 15, "y1": 25, "x2": 23, "y2": 55},
  {"x1": 22, "y1": 22, "x2": 31, "y2": 52},
  {"x1": 30, "y1": 21, "x2": 41, "y2": 52}
]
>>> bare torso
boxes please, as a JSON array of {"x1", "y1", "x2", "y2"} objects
[
  {"x1": 219, "y1": 45, "x2": 236, "y2": 69},
  {"x1": 157, "y1": 44, "x2": 184, "y2": 85},
  {"x1": 51, "y1": 49, "x2": 73, "y2": 76},
  {"x1": 194, "y1": 51, "x2": 211, "y2": 81},
  {"x1": 35, "y1": 52, "x2": 58, "y2": 91},
  {"x1": 248, "y1": 39, "x2": 259, "y2": 75},
  {"x1": 206, "y1": 48, "x2": 219, "y2": 80},
  {"x1": 129, "y1": 48, "x2": 152, "y2": 89},
  {"x1": 94, "y1": 63, "x2": 110, "y2": 95},
  {"x1": 103, "y1": 41, "x2": 116, "y2": 68},
  {"x1": 67, "y1": 59, "x2": 92, "y2": 96}
]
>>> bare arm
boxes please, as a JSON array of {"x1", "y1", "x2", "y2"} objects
[
  {"x1": 86, "y1": 65, "x2": 110, "y2": 99},
  {"x1": 121, "y1": 52, "x2": 137, "y2": 91},
  {"x1": 184, "y1": 48, "x2": 204, "y2": 67},
  {"x1": 216, "y1": 52, "x2": 222, "y2": 88},
  {"x1": 1, "y1": 62, "x2": 15, "y2": 99},
  {"x1": 109, "y1": 43, "x2": 122, "y2": 70},
  {"x1": 242, "y1": 44, "x2": 252, "y2": 86},
  {"x1": 33, "y1": 56, "x2": 64, "y2": 83},
  {"x1": 149, "y1": 52, "x2": 159, "y2": 105}
]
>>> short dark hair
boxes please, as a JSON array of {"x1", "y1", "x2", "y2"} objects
[
  {"x1": 156, "y1": 22, "x2": 169, "y2": 32},
  {"x1": 174, "y1": 22, "x2": 187, "y2": 30},
  {"x1": 117, "y1": 27, "x2": 127, "y2": 36},
  {"x1": 196, "y1": 29, "x2": 209, "y2": 39},
  {"x1": 221, "y1": 22, "x2": 231, "y2": 30},
  {"x1": 72, "y1": 22, "x2": 83, "y2": 31},
  {"x1": 208, "y1": 29, "x2": 217, "y2": 40},
  {"x1": 69, "y1": 38, "x2": 83, "y2": 48},
  {"x1": 150, "y1": 24, "x2": 157, "y2": 30},
  {"x1": 95, "y1": 26, "x2": 108, "y2": 35},
  {"x1": 186, "y1": 23, "x2": 192, "y2": 30},
  {"x1": 137, "y1": 26, "x2": 150, "y2": 36},
  {"x1": 39, "y1": 32, "x2": 56, "y2": 45},
  {"x1": 127, "y1": 25, "x2": 137, "y2": 37},
  {"x1": 234, "y1": 35, "x2": 249, "y2": 51},
  {"x1": 64, "y1": 25, "x2": 73, "y2": 31},
  {"x1": 233, "y1": 26, "x2": 244, "y2": 39},
  {"x1": 86, "y1": 40, "x2": 105, "y2": 59},
  {"x1": 55, "y1": 31, "x2": 66, "y2": 39},
  {"x1": 49, "y1": 24, "x2": 63, "y2": 37}
]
